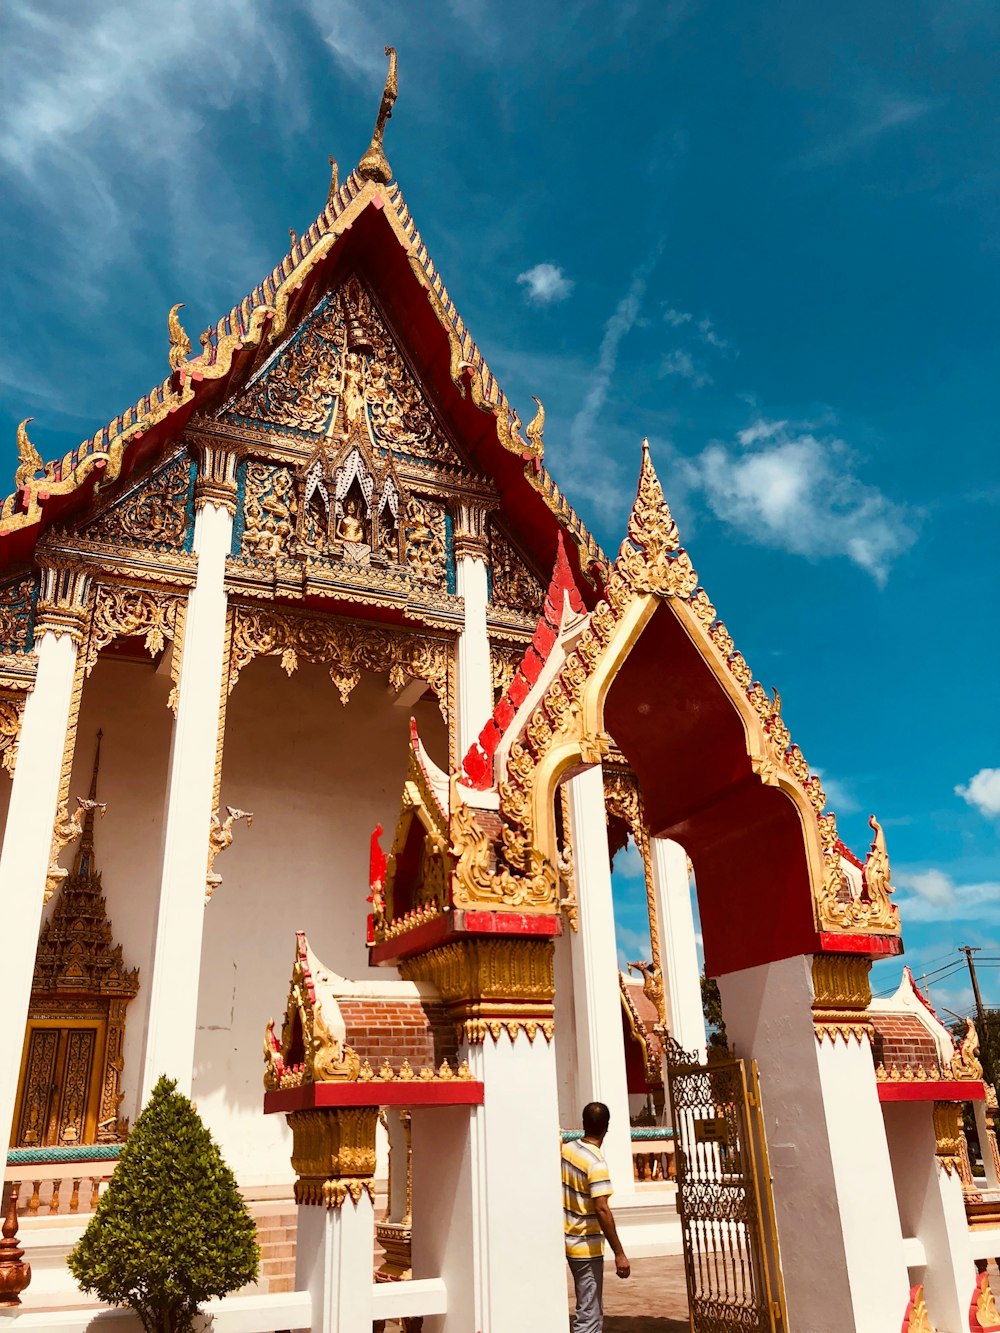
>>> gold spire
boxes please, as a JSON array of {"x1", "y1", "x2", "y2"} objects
[
  {"x1": 357, "y1": 46, "x2": 398, "y2": 185},
  {"x1": 327, "y1": 155, "x2": 340, "y2": 206},
  {"x1": 14, "y1": 418, "x2": 44, "y2": 490},
  {"x1": 167, "y1": 303, "x2": 191, "y2": 372},
  {"x1": 73, "y1": 730, "x2": 103, "y2": 877}
]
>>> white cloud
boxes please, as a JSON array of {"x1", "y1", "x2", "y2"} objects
[
  {"x1": 662, "y1": 348, "x2": 711, "y2": 389},
  {"x1": 956, "y1": 768, "x2": 1000, "y2": 819},
  {"x1": 812, "y1": 769, "x2": 860, "y2": 814},
  {"x1": 894, "y1": 869, "x2": 1000, "y2": 923},
  {"x1": 516, "y1": 263, "x2": 574, "y2": 306},
  {"x1": 697, "y1": 317, "x2": 728, "y2": 351},
  {"x1": 737, "y1": 418, "x2": 787, "y2": 447},
  {"x1": 678, "y1": 417, "x2": 918, "y2": 584},
  {"x1": 664, "y1": 307, "x2": 692, "y2": 327},
  {"x1": 612, "y1": 842, "x2": 645, "y2": 880}
]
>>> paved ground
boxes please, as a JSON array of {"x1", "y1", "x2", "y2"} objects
[{"x1": 568, "y1": 1253, "x2": 690, "y2": 1331}]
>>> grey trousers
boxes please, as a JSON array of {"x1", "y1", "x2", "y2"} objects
[{"x1": 568, "y1": 1256, "x2": 604, "y2": 1333}]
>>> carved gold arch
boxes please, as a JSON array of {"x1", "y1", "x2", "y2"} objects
[{"x1": 495, "y1": 443, "x2": 899, "y2": 941}]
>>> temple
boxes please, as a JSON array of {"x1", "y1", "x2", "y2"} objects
[{"x1": 2, "y1": 49, "x2": 998, "y2": 1333}]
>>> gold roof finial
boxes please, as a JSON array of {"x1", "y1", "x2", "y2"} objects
[
  {"x1": 327, "y1": 155, "x2": 340, "y2": 206},
  {"x1": 357, "y1": 46, "x2": 398, "y2": 185},
  {"x1": 167, "y1": 303, "x2": 192, "y2": 373},
  {"x1": 525, "y1": 397, "x2": 545, "y2": 460},
  {"x1": 14, "y1": 418, "x2": 44, "y2": 490}
]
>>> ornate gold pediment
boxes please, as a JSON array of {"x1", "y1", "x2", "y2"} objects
[{"x1": 226, "y1": 276, "x2": 465, "y2": 470}]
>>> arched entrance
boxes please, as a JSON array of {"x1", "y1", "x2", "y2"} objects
[{"x1": 484, "y1": 444, "x2": 908, "y2": 1332}]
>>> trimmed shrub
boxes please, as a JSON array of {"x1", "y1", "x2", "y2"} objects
[{"x1": 68, "y1": 1075, "x2": 259, "y2": 1333}]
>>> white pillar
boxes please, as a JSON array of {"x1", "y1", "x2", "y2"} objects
[
  {"x1": 453, "y1": 502, "x2": 494, "y2": 761},
  {"x1": 295, "y1": 1197, "x2": 375, "y2": 1332},
  {"x1": 412, "y1": 1035, "x2": 567, "y2": 1333},
  {"x1": 566, "y1": 765, "x2": 634, "y2": 1192},
  {"x1": 650, "y1": 837, "x2": 707, "y2": 1057},
  {"x1": 719, "y1": 954, "x2": 911, "y2": 1333},
  {"x1": 0, "y1": 620, "x2": 84, "y2": 1150},
  {"x1": 141, "y1": 487, "x2": 234, "y2": 1100},
  {"x1": 884, "y1": 1100, "x2": 975, "y2": 1332}
]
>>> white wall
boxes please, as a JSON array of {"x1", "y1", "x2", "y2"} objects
[
  {"x1": 191, "y1": 657, "x2": 448, "y2": 1183},
  {"x1": 553, "y1": 924, "x2": 581, "y2": 1127},
  {"x1": 60, "y1": 656, "x2": 174, "y2": 1129}
]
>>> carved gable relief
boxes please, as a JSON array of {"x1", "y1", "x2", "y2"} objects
[
  {"x1": 78, "y1": 451, "x2": 193, "y2": 552},
  {"x1": 228, "y1": 277, "x2": 464, "y2": 469},
  {"x1": 489, "y1": 522, "x2": 544, "y2": 618},
  {"x1": 0, "y1": 572, "x2": 36, "y2": 654}
]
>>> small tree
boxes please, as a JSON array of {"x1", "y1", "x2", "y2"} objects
[{"x1": 68, "y1": 1076, "x2": 259, "y2": 1333}]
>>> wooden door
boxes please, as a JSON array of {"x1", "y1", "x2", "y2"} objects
[{"x1": 13, "y1": 1020, "x2": 105, "y2": 1147}]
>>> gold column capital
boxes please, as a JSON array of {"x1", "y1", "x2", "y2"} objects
[{"x1": 288, "y1": 1105, "x2": 379, "y2": 1208}]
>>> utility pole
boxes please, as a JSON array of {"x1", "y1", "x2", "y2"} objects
[{"x1": 961, "y1": 945, "x2": 994, "y2": 1088}]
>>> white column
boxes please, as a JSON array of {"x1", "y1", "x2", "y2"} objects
[
  {"x1": 295, "y1": 1197, "x2": 375, "y2": 1332},
  {"x1": 0, "y1": 624, "x2": 83, "y2": 1150},
  {"x1": 566, "y1": 765, "x2": 634, "y2": 1192},
  {"x1": 453, "y1": 502, "x2": 494, "y2": 761},
  {"x1": 650, "y1": 837, "x2": 707, "y2": 1057},
  {"x1": 412, "y1": 1035, "x2": 567, "y2": 1333},
  {"x1": 883, "y1": 1100, "x2": 974, "y2": 1332},
  {"x1": 719, "y1": 954, "x2": 911, "y2": 1333},
  {"x1": 141, "y1": 494, "x2": 233, "y2": 1099},
  {"x1": 455, "y1": 553, "x2": 492, "y2": 761}
]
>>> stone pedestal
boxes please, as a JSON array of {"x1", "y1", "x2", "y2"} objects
[
  {"x1": 290, "y1": 1105, "x2": 379, "y2": 1333},
  {"x1": 884, "y1": 1099, "x2": 976, "y2": 1331},
  {"x1": 719, "y1": 953, "x2": 911, "y2": 1333}
]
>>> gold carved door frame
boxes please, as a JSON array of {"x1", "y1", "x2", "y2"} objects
[{"x1": 13, "y1": 1018, "x2": 107, "y2": 1148}]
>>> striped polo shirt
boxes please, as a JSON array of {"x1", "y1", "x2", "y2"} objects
[{"x1": 561, "y1": 1138, "x2": 613, "y2": 1259}]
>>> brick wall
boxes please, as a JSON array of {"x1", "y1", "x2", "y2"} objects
[{"x1": 871, "y1": 1013, "x2": 941, "y2": 1071}]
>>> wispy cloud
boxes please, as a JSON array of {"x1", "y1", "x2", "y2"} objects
[
  {"x1": 956, "y1": 768, "x2": 1000, "y2": 819},
  {"x1": 516, "y1": 263, "x2": 574, "y2": 305},
  {"x1": 674, "y1": 416, "x2": 919, "y2": 584},
  {"x1": 662, "y1": 348, "x2": 711, "y2": 388},
  {"x1": 659, "y1": 305, "x2": 731, "y2": 390},
  {"x1": 795, "y1": 89, "x2": 937, "y2": 169},
  {"x1": 895, "y1": 869, "x2": 1000, "y2": 923}
]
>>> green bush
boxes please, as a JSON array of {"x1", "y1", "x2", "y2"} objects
[{"x1": 68, "y1": 1075, "x2": 259, "y2": 1333}]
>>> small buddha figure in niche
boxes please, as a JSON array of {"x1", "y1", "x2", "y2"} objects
[{"x1": 336, "y1": 497, "x2": 371, "y2": 565}]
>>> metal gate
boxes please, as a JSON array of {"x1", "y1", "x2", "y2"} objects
[{"x1": 666, "y1": 1044, "x2": 786, "y2": 1332}]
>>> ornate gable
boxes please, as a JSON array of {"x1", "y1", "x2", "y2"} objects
[{"x1": 225, "y1": 276, "x2": 466, "y2": 473}]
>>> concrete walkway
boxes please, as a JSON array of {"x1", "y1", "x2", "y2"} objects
[{"x1": 567, "y1": 1253, "x2": 690, "y2": 1331}]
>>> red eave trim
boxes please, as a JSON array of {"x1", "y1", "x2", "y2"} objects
[
  {"x1": 877, "y1": 1079, "x2": 984, "y2": 1103},
  {"x1": 369, "y1": 908, "x2": 561, "y2": 967},
  {"x1": 816, "y1": 931, "x2": 904, "y2": 959},
  {"x1": 263, "y1": 1080, "x2": 485, "y2": 1113}
]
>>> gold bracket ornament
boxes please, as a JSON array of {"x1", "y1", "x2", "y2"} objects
[
  {"x1": 0, "y1": 697, "x2": 25, "y2": 778},
  {"x1": 205, "y1": 806, "x2": 253, "y2": 902},
  {"x1": 933, "y1": 1101, "x2": 966, "y2": 1177},
  {"x1": 46, "y1": 797, "x2": 107, "y2": 902},
  {"x1": 288, "y1": 1106, "x2": 378, "y2": 1208},
  {"x1": 167, "y1": 304, "x2": 192, "y2": 373}
]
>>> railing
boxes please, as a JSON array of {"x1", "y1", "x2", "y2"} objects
[{"x1": 4, "y1": 1148, "x2": 124, "y2": 1220}]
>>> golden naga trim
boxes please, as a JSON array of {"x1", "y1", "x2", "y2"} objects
[
  {"x1": 492, "y1": 440, "x2": 900, "y2": 941},
  {"x1": 972, "y1": 1271, "x2": 1000, "y2": 1331}
]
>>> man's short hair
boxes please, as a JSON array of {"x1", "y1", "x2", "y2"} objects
[{"x1": 582, "y1": 1102, "x2": 610, "y2": 1136}]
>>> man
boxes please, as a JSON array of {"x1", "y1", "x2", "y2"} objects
[{"x1": 561, "y1": 1101, "x2": 631, "y2": 1332}]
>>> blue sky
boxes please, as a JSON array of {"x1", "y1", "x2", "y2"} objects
[{"x1": 2, "y1": 1, "x2": 997, "y2": 1017}]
